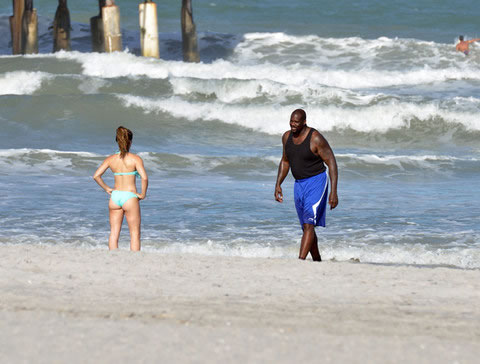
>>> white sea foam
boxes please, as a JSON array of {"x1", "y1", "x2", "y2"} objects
[
  {"x1": 142, "y1": 226, "x2": 479, "y2": 270},
  {"x1": 0, "y1": 148, "x2": 101, "y2": 175},
  {"x1": 118, "y1": 94, "x2": 288, "y2": 133},
  {"x1": 170, "y1": 77, "x2": 273, "y2": 103},
  {"x1": 266, "y1": 153, "x2": 480, "y2": 175},
  {"x1": 21, "y1": 33, "x2": 479, "y2": 90},
  {"x1": 232, "y1": 33, "x2": 466, "y2": 71},
  {"x1": 3, "y1": 147, "x2": 475, "y2": 178},
  {"x1": 3, "y1": 237, "x2": 478, "y2": 269},
  {"x1": 52, "y1": 51, "x2": 170, "y2": 79},
  {"x1": 322, "y1": 243, "x2": 480, "y2": 269},
  {"x1": 117, "y1": 94, "x2": 480, "y2": 134},
  {"x1": 0, "y1": 148, "x2": 99, "y2": 158},
  {"x1": 337, "y1": 153, "x2": 479, "y2": 171},
  {"x1": 169, "y1": 77, "x2": 380, "y2": 105},
  {"x1": 141, "y1": 240, "x2": 298, "y2": 259},
  {"x1": 77, "y1": 77, "x2": 109, "y2": 94},
  {"x1": 0, "y1": 71, "x2": 51, "y2": 95}
]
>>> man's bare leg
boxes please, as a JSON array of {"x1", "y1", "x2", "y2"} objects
[
  {"x1": 309, "y1": 231, "x2": 321, "y2": 261},
  {"x1": 299, "y1": 223, "x2": 321, "y2": 261}
]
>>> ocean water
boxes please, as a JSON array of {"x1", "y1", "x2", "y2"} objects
[{"x1": 1, "y1": 0, "x2": 479, "y2": 268}]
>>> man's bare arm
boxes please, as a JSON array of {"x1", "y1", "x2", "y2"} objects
[
  {"x1": 311, "y1": 131, "x2": 338, "y2": 209},
  {"x1": 274, "y1": 132, "x2": 290, "y2": 203}
]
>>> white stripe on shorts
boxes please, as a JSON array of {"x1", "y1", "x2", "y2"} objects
[{"x1": 312, "y1": 178, "x2": 329, "y2": 224}]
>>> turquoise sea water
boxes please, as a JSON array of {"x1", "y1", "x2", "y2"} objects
[{"x1": 1, "y1": 1, "x2": 479, "y2": 267}]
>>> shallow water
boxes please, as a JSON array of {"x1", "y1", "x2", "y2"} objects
[{"x1": 1, "y1": 1, "x2": 479, "y2": 268}]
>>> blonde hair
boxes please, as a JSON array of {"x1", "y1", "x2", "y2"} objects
[{"x1": 116, "y1": 126, "x2": 133, "y2": 159}]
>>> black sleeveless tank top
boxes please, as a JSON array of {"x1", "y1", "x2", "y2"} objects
[{"x1": 285, "y1": 128, "x2": 326, "y2": 180}]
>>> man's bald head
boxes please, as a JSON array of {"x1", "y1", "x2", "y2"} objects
[{"x1": 291, "y1": 109, "x2": 306, "y2": 122}]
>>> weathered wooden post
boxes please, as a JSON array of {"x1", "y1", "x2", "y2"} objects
[
  {"x1": 10, "y1": 0, "x2": 25, "y2": 54},
  {"x1": 53, "y1": 0, "x2": 71, "y2": 52},
  {"x1": 22, "y1": 0, "x2": 38, "y2": 54},
  {"x1": 181, "y1": 0, "x2": 200, "y2": 62},
  {"x1": 90, "y1": 0, "x2": 106, "y2": 52},
  {"x1": 102, "y1": 0, "x2": 122, "y2": 52},
  {"x1": 139, "y1": 1, "x2": 159, "y2": 58}
]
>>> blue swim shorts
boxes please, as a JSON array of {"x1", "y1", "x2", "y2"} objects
[{"x1": 293, "y1": 172, "x2": 328, "y2": 228}]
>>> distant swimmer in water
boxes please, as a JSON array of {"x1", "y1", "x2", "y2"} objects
[
  {"x1": 456, "y1": 35, "x2": 480, "y2": 55},
  {"x1": 93, "y1": 126, "x2": 148, "y2": 251}
]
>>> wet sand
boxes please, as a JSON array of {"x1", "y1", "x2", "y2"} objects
[{"x1": 1, "y1": 244, "x2": 479, "y2": 363}]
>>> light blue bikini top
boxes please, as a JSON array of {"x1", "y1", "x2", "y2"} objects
[
  {"x1": 114, "y1": 151, "x2": 140, "y2": 177},
  {"x1": 114, "y1": 171, "x2": 141, "y2": 177}
]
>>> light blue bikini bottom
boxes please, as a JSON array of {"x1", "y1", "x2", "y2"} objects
[{"x1": 111, "y1": 190, "x2": 138, "y2": 207}]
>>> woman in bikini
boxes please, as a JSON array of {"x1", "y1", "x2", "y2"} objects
[{"x1": 93, "y1": 126, "x2": 148, "y2": 251}]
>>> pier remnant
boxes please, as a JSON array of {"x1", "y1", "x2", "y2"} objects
[
  {"x1": 10, "y1": 0, "x2": 38, "y2": 55},
  {"x1": 23, "y1": 0, "x2": 38, "y2": 54},
  {"x1": 53, "y1": 0, "x2": 71, "y2": 52},
  {"x1": 139, "y1": 1, "x2": 159, "y2": 58},
  {"x1": 102, "y1": 0, "x2": 122, "y2": 52},
  {"x1": 10, "y1": 0, "x2": 25, "y2": 54},
  {"x1": 90, "y1": 0, "x2": 106, "y2": 52},
  {"x1": 181, "y1": 0, "x2": 200, "y2": 62}
]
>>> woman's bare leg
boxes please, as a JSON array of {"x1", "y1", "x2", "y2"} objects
[
  {"x1": 123, "y1": 197, "x2": 141, "y2": 251},
  {"x1": 109, "y1": 199, "x2": 124, "y2": 250}
]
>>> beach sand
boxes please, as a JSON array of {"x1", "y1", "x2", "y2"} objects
[{"x1": 1, "y1": 245, "x2": 479, "y2": 363}]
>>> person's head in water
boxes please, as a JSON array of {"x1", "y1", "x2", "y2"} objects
[
  {"x1": 116, "y1": 126, "x2": 133, "y2": 159},
  {"x1": 459, "y1": 35, "x2": 464, "y2": 41},
  {"x1": 290, "y1": 109, "x2": 307, "y2": 135}
]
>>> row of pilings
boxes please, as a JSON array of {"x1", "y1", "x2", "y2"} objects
[{"x1": 9, "y1": 0, "x2": 200, "y2": 62}]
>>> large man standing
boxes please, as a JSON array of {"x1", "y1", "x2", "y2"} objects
[{"x1": 274, "y1": 109, "x2": 338, "y2": 261}]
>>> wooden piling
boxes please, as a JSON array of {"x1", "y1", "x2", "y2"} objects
[
  {"x1": 53, "y1": 0, "x2": 71, "y2": 52},
  {"x1": 90, "y1": 0, "x2": 105, "y2": 52},
  {"x1": 139, "y1": 1, "x2": 159, "y2": 58},
  {"x1": 102, "y1": 0, "x2": 122, "y2": 53},
  {"x1": 23, "y1": 0, "x2": 38, "y2": 54},
  {"x1": 181, "y1": 0, "x2": 200, "y2": 62},
  {"x1": 10, "y1": 0, "x2": 25, "y2": 54}
]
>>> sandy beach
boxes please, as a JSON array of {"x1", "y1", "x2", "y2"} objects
[{"x1": 0, "y1": 244, "x2": 479, "y2": 363}]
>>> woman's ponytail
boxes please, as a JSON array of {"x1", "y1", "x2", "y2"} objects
[{"x1": 116, "y1": 126, "x2": 133, "y2": 159}]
